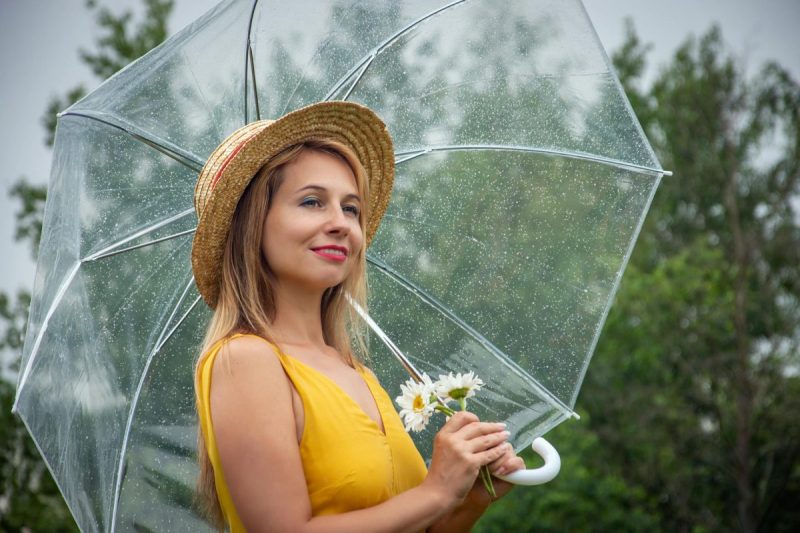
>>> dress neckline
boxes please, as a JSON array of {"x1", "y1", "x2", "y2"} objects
[{"x1": 233, "y1": 333, "x2": 388, "y2": 437}]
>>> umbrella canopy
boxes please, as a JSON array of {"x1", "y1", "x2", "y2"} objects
[{"x1": 14, "y1": 0, "x2": 665, "y2": 530}]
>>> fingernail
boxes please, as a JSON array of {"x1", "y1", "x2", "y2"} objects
[
  {"x1": 502, "y1": 430, "x2": 511, "y2": 437},
  {"x1": 498, "y1": 422, "x2": 507, "y2": 428}
]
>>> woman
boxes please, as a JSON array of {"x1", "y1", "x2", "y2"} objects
[{"x1": 193, "y1": 102, "x2": 524, "y2": 532}]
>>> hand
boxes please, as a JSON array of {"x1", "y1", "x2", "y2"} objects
[
  {"x1": 423, "y1": 411, "x2": 510, "y2": 506},
  {"x1": 466, "y1": 443, "x2": 526, "y2": 508}
]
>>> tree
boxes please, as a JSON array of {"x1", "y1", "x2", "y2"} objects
[
  {"x1": 579, "y1": 22, "x2": 800, "y2": 532},
  {"x1": 0, "y1": 1, "x2": 175, "y2": 529}
]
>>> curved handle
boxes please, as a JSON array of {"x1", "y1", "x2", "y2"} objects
[{"x1": 495, "y1": 437, "x2": 561, "y2": 485}]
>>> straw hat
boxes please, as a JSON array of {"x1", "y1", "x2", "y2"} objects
[{"x1": 192, "y1": 101, "x2": 395, "y2": 308}]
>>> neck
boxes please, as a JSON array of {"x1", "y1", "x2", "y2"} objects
[{"x1": 270, "y1": 280, "x2": 328, "y2": 348}]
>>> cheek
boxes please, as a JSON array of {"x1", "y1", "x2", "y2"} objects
[
  {"x1": 351, "y1": 223, "x2": 365, "y2": 251},
  {"x1": 261, "y1": 215, "x2": 281, "y2": 265}
]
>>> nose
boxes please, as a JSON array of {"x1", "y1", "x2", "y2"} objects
[{"x1": 324, "y1": 207, "x2": 351, "y2": 237}]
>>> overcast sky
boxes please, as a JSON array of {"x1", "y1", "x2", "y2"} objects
[{"x1": 1, "y1": 0, "x2": 798, "y2": 299}]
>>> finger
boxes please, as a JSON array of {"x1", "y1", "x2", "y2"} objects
[
  {"x1": 439, "y1": 411, "x2": 479, "y2": 433},
  {"x1": 476, "y1": 441, "x2": 513, "y2": 466},
  {"x1": 462, "y1": 429, "x2": 510, "y2": 454},
  {"x1": 492, "y1": 455, "x2": 526, "y2": 477},
  {"x1": 487, "y1": 448, "x2": 513, "y2": 472},
  {"x1": 456, "y1": 421, "x2": 508, "y2": 441},
  {"x1": 491, "y1": 444, "x2": 519, "y2": 463}
]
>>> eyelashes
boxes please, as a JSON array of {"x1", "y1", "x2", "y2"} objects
[{"x1": 300, "y1": 196, "x2": 360, "y2": 217}]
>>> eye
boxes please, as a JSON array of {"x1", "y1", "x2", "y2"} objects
[
  {"x1": 343, "y1": 204, "x2": 360, "y2": 217},
  {"x1": 300, "y1": 196, "x2": 322, "y2": 208}
]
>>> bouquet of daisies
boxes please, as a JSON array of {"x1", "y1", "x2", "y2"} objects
[{"x1": 395, "y1": 372, "x2": 496, "y2": 498}]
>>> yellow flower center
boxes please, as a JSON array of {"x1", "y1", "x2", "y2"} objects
[{"x1": 413, "y1": 395, "x2": 425, "y2": 411}]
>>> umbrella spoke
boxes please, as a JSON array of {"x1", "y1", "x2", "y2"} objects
[
  {"x1": 61, "y1": 110, "x2": 205, "y2": 173},
  {"x1": 395, "y1": 144, "x2": 671, "y2": 177},
  {"x1": 366, "y1": 254, "x2": 578, "y2": 420},
  {"x1": 323, "y1": 0, "x2": 468, "y2": 101},
  {"x1": 244, "y1": 0, "x2": 261, "y2": 122},
  {"x1": 348, "y1": 297, "x2": 425, "y2": 383},
  {"x1": 84, "y1": 208, "x2": 195, "y2": 262},
  {"x1": 110, "y1": 278, "x2": 201, "y2": 531},
  {"x1": 13, "y1": 261, "x2": 82, "y2": 408},
  {"x1": 154, "y1": 294, "x2": 202, "y2": 357},
  {"x1": 88, "y1": 228, "x2": 196, "y2": 262},
  {"x1": 247, "y1": 43, "x2": 262, "y2": 121}
]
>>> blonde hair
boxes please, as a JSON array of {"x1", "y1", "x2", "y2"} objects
[{"x1": 194, "y1": 139, "x2": 370, "y2": 529}]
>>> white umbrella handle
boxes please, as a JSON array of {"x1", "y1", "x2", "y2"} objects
[{"x1": 495, "y1": 437, "x2": 561, "y2": 485}]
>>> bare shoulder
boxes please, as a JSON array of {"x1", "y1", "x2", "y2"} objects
[
  {"x1": 211, "y1": 335, "x2": 283, "y2": 380},
  {"x1": 209, "y1": 334, "x2": 295, "y2": 435}
]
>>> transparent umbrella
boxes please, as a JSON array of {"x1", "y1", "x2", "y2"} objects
[{"x1": 13, "y1": 0, "x2": 667, "y2": 530}]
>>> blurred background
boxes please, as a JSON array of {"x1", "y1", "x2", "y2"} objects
[{"x1": 1, "y1": 0, "x2": 798, "y2": 530}]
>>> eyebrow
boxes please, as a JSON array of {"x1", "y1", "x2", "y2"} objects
[{"x1": 295, "y1": 184, "x2": 361, "y2": 202}]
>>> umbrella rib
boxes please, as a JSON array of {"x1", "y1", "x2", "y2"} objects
[
  {"x1": 13, "y1": 262, "x2": 82, "y2": 411},
  {"x1": 243, "y1": 0, "x2": 260, "y2": 122},
  {"x1": 88, "y1": 228, "x2": 196, "y2": 262},
  {"x1": 110, "y1": 280, "x2": 201, "y2": 531},
  {"x1": 340, "y1": 54, "x2": 376, "y2": 102},
  {"x1": 349, "y1": 299, "x2": 453, "y2": 407},
  {"x1": 60, "y1": 110, "x2": 205, "y2": 173},
  {"x1": 323, "y1": 0, "x2": 468, "y2": 101},
  {"x1": 84, "y1": 208, "x2": 195, "y2": 262},
  {"x1": 366, "y1": 255, "x2": 578, "y2": 419},
  {"x1": 348, "y1": 297, "x2": 424, "y2": 382},
  {"x1": 248, "y1": 43, "x2": 262, "y2": 120},
  {"x1": 156, "y1": 294, "x2": 202, "y2": 356},
  {"x1": 394, "y1": 144, "x2": 671, "y2": 176}
]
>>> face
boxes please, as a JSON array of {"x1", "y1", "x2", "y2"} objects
[{"x1": 262, "y1": 149, "x2": 364, "y2": 292}]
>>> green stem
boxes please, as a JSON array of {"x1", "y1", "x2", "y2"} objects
[
  {"x1": 480, "y1": 465, "x2": 496, "y2": 499},
  {"x1": 434, "y1": 404, "x2": 455, "y2": 416}
]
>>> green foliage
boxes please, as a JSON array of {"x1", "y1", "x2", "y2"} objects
[
  {"x1": 81, "y1": 0, "x2": 174, "y2": 80},
  {"x1": 0, "y1": 290, "x2": 29, "y2": 359},
  {"x1": 42, "y1": 86, "x2": 87, "y2": 147},
  {"x1": 8, "y1": 179, "x2": 47, "y2": 259},
  {"x1": 476, "y1": 418, "x2": 660, "y2": 532},
  {"x1": 580, "y1": 23, "x2": 799, "y2": 532},
  {"x1": 0, "y1": 382, "x2": 79, "y2": 532},
  {"x1": 586, "y1": 239, "x2": 735, "y2": 530},
  {"x1": 612, "y1": 18, "x2": 653, "y2": 125}
]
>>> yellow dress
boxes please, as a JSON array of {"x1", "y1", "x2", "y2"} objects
[{"x1": 195, "y1": 334, "x2": 428, "y2": 531}]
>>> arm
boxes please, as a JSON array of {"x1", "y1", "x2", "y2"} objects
[{"x1": 210, "y1": 336, "x2": 510, "y2": 533}]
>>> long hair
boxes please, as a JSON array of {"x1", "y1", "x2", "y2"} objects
[{"x1": 194, "y1": 139, "x2": 370, "y2": 529}]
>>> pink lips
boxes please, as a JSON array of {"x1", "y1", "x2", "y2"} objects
[{"x1": 311, "y1": 245, "x2": 348, "y2": 263}]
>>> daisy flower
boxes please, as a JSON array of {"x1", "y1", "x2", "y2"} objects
[
  {"x1": 395, "y1": 374, "x2": 436, "y2": 432},
  {"x1": 395, "y1": 369, "x2": 495, "y2": 498},
  {"x1": 435, "y1": 371, "x2": 484, "y2": 410}
]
